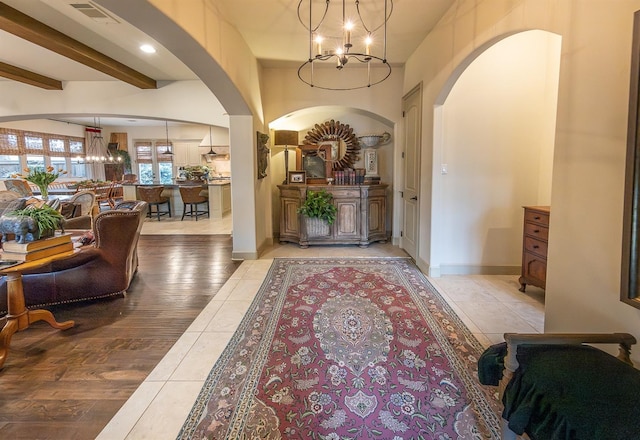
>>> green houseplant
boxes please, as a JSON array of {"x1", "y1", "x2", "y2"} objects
[
  {"x1": 111, "y1": 149, "x2": 132, "y2": 174},
  {"x1": 297, "y1": 189, "x2": 337, "y2": 224},
  {"x1": 10, "y1": 205, "x2": 65, "y2": 240}
]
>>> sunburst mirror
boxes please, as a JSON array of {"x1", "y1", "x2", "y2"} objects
[{"x1": 302, "y1": 120, "x2": 360, "y2": 170}]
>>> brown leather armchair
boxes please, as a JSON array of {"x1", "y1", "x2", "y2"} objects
[{"x1": 0, "y1": 200, "x2": 148, "y2": 314}]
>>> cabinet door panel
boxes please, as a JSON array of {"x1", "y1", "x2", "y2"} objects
[
  {"x1": 335, "y1": 200, "x2": 360, "y2": 238},
  {"x1": 368, "y1": 197, "x2": 386, "y2": 234},
  {"x1": 282, "y1": 199, "x2": 300, "y2": 235}
]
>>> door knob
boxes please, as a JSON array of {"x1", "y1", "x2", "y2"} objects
[{"x1": 410, "y1": 196, "x2": 418, "y2": 201}]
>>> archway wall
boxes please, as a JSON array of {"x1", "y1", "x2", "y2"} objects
[
  {"x1": 0, "y1": 80, "x2": 228, "y2": 127},
  {"x1": 103, "y1": 0, "x2": 271, "y2": 257},
  {"x1": 430, "y1": 30, "x2": 560, "y2": 275},
  {"x1": 262, "y1": 65, "x2": 405, "y2": 241},
  {"x1": 404, "y1": 0, "x2": 640, "y2": 361},
  {"x1": 103, "y1": 0, "x2": 260, "y2": 119}
]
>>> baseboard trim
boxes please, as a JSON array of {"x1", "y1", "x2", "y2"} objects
[{"x1": 438, "y1": 265, "x2": 520, "y2": 276}]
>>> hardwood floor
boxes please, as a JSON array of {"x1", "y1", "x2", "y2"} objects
[{"x1": 0, "y1": 235, "x2": 241, "y2": 439}]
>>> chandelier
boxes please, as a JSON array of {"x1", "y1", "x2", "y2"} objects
[
  {"x1": 84, "y1": 117, "x2": 122, "y2": 163},
  {"x1": 297, "y1": 0, "x2": 393, "y2": 90}
]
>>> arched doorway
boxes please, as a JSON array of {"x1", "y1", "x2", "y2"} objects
[{"x1": 428, "y1": 30, "x2": 561, "y2": 276}]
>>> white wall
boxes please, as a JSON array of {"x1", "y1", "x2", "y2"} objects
[
  {"x1": 433, "y1": 30, "x2": 560, "y2": 274},
  {"x1": 405, "y1": 0, "x2": 640, "y2": 363}
]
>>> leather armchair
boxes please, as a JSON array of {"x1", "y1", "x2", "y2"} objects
[{"x1": 0, "y1": 200, "x2": 148, "y2": 314}]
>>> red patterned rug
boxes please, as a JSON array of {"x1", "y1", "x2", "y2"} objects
[{"x1": 178, "y1": 258, "x2": 501, "y2": 439}]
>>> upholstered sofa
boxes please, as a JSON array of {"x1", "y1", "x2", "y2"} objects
[{"x1": 0, "y1": 200, "x2": 148, "y2": 314}]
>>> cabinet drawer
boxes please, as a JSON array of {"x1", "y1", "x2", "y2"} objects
[
  {"x1": 524, "y1": 209, "x2": 550, "y2": 226},
  {"x1": 524, "y1": 221, "x2": 549, "y2": 241},
  {"x1": 524, "y1": 236, "x2": 548, "y2": 257},
  {"x1": 523, "y1": 251, "x2": 547, "y2": 285}
]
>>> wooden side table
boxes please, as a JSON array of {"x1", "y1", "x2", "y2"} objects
[{"x1": 0, "y1": 250, "x2": 76, "y2": 369}]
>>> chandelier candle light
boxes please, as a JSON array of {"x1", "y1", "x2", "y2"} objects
[{"x1": 297, "y1": 0, "x2": 393, "y2": 90}]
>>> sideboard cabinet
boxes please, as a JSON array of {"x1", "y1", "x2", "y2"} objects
[
  {"x1": 519, "y1": 206, "x2": 550, "y2": 292},
  {"x1": 278, "y1": 184, "x2": 388, "y2": 248}
]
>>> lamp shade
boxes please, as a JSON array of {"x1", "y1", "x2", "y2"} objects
[{"x1": 274, "y1": 130, "x2": 298, "y2": 146}]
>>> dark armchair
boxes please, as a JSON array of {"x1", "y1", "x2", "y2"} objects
[
  {"x1": 478, "y1": 332, "x2": 640, "y2": 439},
  {"x1": 0, "y1": 200, "x2": 148, "y2": 314}
]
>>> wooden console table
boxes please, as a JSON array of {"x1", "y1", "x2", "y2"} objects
[
  {"x1": 0, "y1": 250, "x2": 76, "y2": 369},
  {"x1": 278, "y1": 184, "x2": 388, "y2": 248}
]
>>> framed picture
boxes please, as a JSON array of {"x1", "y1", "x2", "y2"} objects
[
  {"x1": 296, "y1": 144, "x2": 333, "y2": 184},
  {"x1": 288, "y1": 170, "x2": 306, "y2": 184}
]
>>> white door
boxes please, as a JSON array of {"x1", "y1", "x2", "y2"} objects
[{"x1": 401, "y1": 84, "x2": 422, "y2": 260}]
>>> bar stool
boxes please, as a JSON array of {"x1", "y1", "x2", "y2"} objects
[
  {"x1": 179, "y1": 185, "x2": 209, "y2": 221},
  {"x1": 138, "y1": 186, "x2": 171, "y2": 220}
]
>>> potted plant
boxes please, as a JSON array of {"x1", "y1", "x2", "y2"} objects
[
  {"x1": 297, "y1": 189, "x2": 337, "y2": 237},
  {"x1": 9, "y1": 205, "x2": 65, "y2": 241},
  {"x1": 111, "y1": 149, "x2": 132, "y2": 174}
]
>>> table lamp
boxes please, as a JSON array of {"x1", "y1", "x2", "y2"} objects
[{"x1": 274, "y1": 130, "x2": 299, "y2": 184}]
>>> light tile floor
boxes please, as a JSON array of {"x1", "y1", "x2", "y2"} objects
[{"x1": 97, "y1": 215, "x2": 545, "y2": 439}]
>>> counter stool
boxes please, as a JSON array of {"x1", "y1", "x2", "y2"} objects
[
  {"x1": 179, "y1": 185, "x2": 209, "y2": 221},
  {"x1": 138, "y1": 186, "x2": 171, "y2": 220}
]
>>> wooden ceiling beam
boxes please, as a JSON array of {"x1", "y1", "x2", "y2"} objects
[
  {"x1": 0, "y1": 2, "x2": 157, "y2": 89},
  {"x1": 0, "y1": 61, "x2": 62, "y2": 90}
]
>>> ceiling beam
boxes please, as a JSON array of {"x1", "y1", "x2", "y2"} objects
[
  {"x1": 0, "y1": 61, "x2": 62, "y2": 90},
  {"x1": 0, "y1": 2, "x2": 157, "y2": 89}
]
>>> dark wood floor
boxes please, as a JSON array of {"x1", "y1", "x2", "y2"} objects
[{"x1": 0, "y1": 235, "x2": 241, "y2": 440}]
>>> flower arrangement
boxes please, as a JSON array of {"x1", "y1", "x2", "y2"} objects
[{"x1": 12, "y1": 166, "x2": 67, "y2": 200}]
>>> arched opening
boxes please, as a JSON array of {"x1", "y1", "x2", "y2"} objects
[
  {"x1": 430, "y1": 30, "x2": 561, "y2": 276},
  {"x1": 269, "y1": 106, "x2": 396, "y2": 241}
]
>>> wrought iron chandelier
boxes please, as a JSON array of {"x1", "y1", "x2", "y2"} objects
[
  {"x1": 84, "y1": 117, "x2": 122, "y2": 163},
  {"x1": 297, "y1": 0, "x2": 393, "y2": 90}
]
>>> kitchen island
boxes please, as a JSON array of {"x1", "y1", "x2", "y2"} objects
[{"x1": 123, "y1": 180, "x2": 231, "y2": 219}]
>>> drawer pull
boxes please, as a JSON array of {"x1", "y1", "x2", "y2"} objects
[
  {"x1": 533, "y1": 245, "x2": 539, "y2": 249},
  {"x1": 533, "y1": 229, "x2": 540, "y2": 233},
  {"x1": 534, "y1": 216, "x2": 541, "y2": 220}
]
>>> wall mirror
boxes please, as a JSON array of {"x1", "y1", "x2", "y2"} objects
[
  {"x1": 301, "y1": 120, "x2": 360, "y2": 170},
  {"x1": 621, "y1": 9, "x2": 640, "y2": 309}
]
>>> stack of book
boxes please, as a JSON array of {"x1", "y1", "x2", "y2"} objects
[
  {"x1": 1, "y1": 233, "x2": 73, "y2": 262},
  {"x1": 332, "y1": 169, "x2": 367, "y2": 185},
  {"x1": 363, "y1": 175, "x2": 381, "y2": 185}
]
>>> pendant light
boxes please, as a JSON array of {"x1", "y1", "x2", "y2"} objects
[
  {"x1": 205, "y1": 125, "x2": 217, "y2": 156},
  {"x1": 162, "y1": 120, "x2": 173, "y2": 155}
]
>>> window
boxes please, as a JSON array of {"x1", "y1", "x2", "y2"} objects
[
  {"x1": 135, "y1": 140, "x2": 173, "y2": 184},
  {"x1": 26, "y1": 155, "x2": 45, "y2": 169},
  {"x1": 156, "y1": 142, "x2": 174, "y2": 184},
  {"x1": 0, "y1": 155, "x2": 20, "y2": 178},
  {"x1": 0, "y1": 128, "x2": 85, "y2": 178}
]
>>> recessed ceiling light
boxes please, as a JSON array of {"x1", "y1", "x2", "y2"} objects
[{"x1": 140, "y1": 44, "x2": 156, "y2": 54}]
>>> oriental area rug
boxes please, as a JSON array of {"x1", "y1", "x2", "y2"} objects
[{"x1": 178, "y1": 258, "x2": 501, "y2": 440}]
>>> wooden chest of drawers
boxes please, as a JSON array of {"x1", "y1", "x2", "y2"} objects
[{"x1": 519, "y1": 206, "x2": 550, "y2": 292}]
